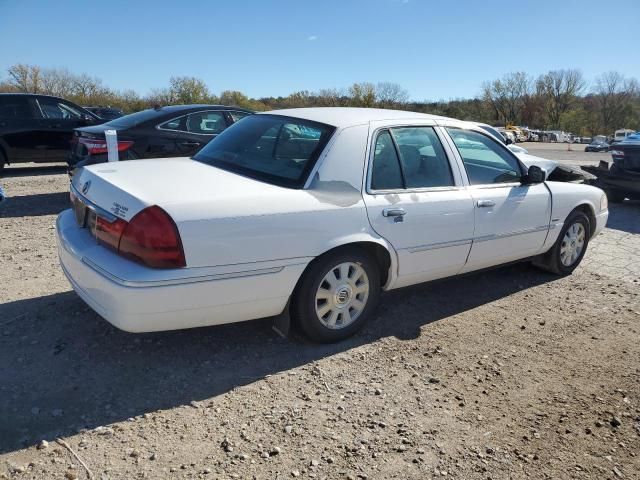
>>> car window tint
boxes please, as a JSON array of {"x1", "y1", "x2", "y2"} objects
[
  {"x1": 186, "y1": 111, "x2": 226, "y2": 134},
  {"x1": 390, "y1": 127, "x2": 454, "y2": 188},
  {"x1": 371, "y1": 130, "x2": 403, "y2": 190},
  {"x1": 37, "y1": 98, "x2": 83, "y2": 120},
  {"x1": 0, "y1": 96, "x2": 33, "y2": 119},
  {"x1": 229, "y1": 111, "x2": 250, "y2": 122},
  {"x1": 193, "y1": 114, "x2": 334, "y2": 188},
  {"x1": 159, "y1": 116, "x2": 184, "y2": 131},
  {"x1": 447, "y1": 128, "x2": 522, "y2": 185}
]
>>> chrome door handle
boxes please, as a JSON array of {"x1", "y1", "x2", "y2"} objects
[
  {"x1": 383, "y1": 208, "x2": 407, "y2": 217},
  {"x1": 477, "y1": 200, "x2": 496, "y2": 208}
]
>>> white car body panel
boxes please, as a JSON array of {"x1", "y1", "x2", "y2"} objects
[{"x1": 57, "y1": 108, "x2": 608, "y2": 333}]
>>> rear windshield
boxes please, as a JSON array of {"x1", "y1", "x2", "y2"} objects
[
  {"x1": 193, "y1": 114, "x2": 335, "y2": 188},
  {"x1": 104, "y1": 108, "x2": 166, "y2": 128}
]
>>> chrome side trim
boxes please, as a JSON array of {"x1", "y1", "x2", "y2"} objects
[
  {"x1": 473, "y1": 225, "x2": 549, "y2": 243},
  {"x1": 81, "y1": 257, "x2": 285, "y2": 288},
  {"x1": 70, "y1": 183, "x2": 118, "y2": 223},
  {"x1": 408, "y1": 238, "x2": 472, "y2": 253},
  {"x1": 406, "y1": 225, "x2": 550, "y2": 253}
]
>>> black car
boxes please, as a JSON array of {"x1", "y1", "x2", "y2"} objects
[
  {"x1": 0, "y1": 93, "x2": 100, "y2": 171},
  {"x1": 583, "y1": 134, "x2": 640, "y2": 202},
  {"x1": 84, "y1": 106, "x2": 124, "y2": 121},
  {"x1": 585, "y1": 140, "x2": 609, "y2": 152},
  {"x1": 68, "y1": 105, "x2": 252, "y2": 170}
]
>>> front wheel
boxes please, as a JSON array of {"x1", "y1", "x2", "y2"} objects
[
  {"x1": 292, "y1": 248, "x2": 381, "y2": 343},
  {"x1": 534, "y1": 211, "x2": 590, "y2": 275}
]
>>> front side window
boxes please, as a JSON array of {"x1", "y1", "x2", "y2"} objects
[
  {"x1": 229, "y1": 111, "x2": 251, "y2": 122},
  {"x1": 37, "y1": 98, "x2": 82, "y2": 120},
  {"x1": 186, "y1": 111, "x2": 227, "y2": 134},
  {"x1": 447, "y1": 128, "x2": 522, "y2": 185},
  {"x1": 370, "y1": 126, "x2": 454, "y2": 190},
  {"x1": 193, "y1": 114, "x2": 335, "y2": 188}
]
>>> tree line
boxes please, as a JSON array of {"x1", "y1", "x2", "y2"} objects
[{"x1": 1, "y1": 63, "x2": 638, "y2": 136}]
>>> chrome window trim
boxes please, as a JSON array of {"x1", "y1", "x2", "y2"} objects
[
  {"x1": 155, "y1": 109, "x2": 227, "y2": 136},
  {"x1": 365, "y1": 124, "x2": 462, "y2": 195}
]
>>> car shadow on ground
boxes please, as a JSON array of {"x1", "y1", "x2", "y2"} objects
[
  {"x1": 606, "y1": 200, "x2": 640, "y2": 234},
  {"x1": 0, "y1": 192, "x2": 69, "y2": 218},
  {"x1": 1, "y1": 165, "x2": 68, "y2": 178},
  {"x1": 0, "y1": 263, "x2": 560, "y2": 453}
]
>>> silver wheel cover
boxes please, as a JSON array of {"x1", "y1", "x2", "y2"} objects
[
  {"x1": 314, "y1": 262, "x2": 370, "y2": 330},
  {"x1": 560, "y1": 222, "x2": 586, "y2": 267}
]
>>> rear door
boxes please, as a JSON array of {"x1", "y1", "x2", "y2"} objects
[
  {"x1": 36, "y1": 97, "x2": 93, "y2": 162},
  {"x1": 176, "y1": 110, "x2": 229, "y2": 156},
  {"x1": 0, "y1": 95, "x2": 44, "y2": 162},
  {"x1": 443, "y1": 127, "x2": 551, "y2": 272},
  {"x1": 363, "y1": 122, "x2": 475, "y2": 288}
]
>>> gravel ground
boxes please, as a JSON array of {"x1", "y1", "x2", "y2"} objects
[{"x1": 0, "y1": 148, "x2": 639, "y2": 480}]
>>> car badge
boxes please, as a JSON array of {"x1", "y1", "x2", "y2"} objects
[{"x1": 82, "y1": 180, "x2": 91, "y2": 195}]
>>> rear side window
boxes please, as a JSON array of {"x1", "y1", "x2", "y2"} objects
[
  {"x1": 37, "y1": 97, "x2": 83, "y2": 120},
  {"x1": 186, "y1": 111, "x2": 227, "y2": 134},
  {"x1": 193, "y1": 114, "x2": 334, "y2": 188},
  {"x1": 447, "y1": 128, "x2": 522, "y2": 185},
  {"x1": 370, "y1": 127, "x2": 454, "y2": 190},
  {"x1": 0, "y1": 96, "x2": 35, "y2": 119}
]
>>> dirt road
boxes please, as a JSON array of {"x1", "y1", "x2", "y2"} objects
[{"x1": 1, "y1": 149, "x2": 638, "y2": 479}]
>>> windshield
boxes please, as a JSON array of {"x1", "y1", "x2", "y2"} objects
[
  {"x1": 104, "y1": 108, "x2": 166, "y2": 128},
  {"x1": 193, "y1": 114, "x2": 335, "y2": 188}
]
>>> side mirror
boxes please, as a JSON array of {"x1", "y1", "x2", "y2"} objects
[{"x1": 523, "y1": 165, "x2": 546, "y2": 184}]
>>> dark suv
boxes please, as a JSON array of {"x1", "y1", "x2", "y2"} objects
[{"x1": 0, "y1": 93, "x2": 100, "y2": 171}]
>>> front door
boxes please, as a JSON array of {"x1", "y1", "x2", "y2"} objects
[
  {"x1": 363, "y1": 125, "x2": 475, "y2": 288},
  {"x1": 443, "y1": 127, "x2": 551, "y2": 272},
  {"x1": 36, "y1": 97, "x2": 91, "y2": 162}
]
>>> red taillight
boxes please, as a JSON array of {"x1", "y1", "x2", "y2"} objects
[
  {"x1": 95, "y1": 216, "x2": 128, "y2": 251},
  {"x1": 118, "y1": 206, "x2": 186, "y2": 269},
  {"x1": 79, "y1": 137, "x2": 134, "y2": 155}
]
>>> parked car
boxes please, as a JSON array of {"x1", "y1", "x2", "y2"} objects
[
  {"x1": 57, "y1": 108, "x2": 608, "y2": 343},
  {"x1": 585, "y1": 139, "x2": 610, "y2": 152},
  {"x1": 83, "y1": 106, "x2": 124, "y2": 121},
  {"x1": 612, "y1": 128, "x2": 635, "y2": 144},
  {"x1": 68, "y1": 104, "x2": 253, "y2": 172},
  {"x1": 0, "y1": 93, "x2": 100, "y2": 171},
  {"x1": 583, "y1": 134, "x2": 640, "y2": 202}
]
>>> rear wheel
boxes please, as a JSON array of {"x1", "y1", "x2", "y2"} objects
[
  {"x1": 292, "y1": 248, "x2": 381, "y2": 343},
  {"x1": 533, "y1": 211, "x2": 590, "y2": 275}
]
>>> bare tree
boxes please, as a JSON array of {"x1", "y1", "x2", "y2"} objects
[
  {"x1": 593, "y1": 71, "x2": 639, "y2": 131},
  {"x1": 316, "y1": 88, "x2": 346, "y2": 106},
  {"x1": 482, "y1": 72, "x2": 532, "y2": 125},
  {"x1": 537, "y1": 69, "x2": 586, "y2": 128},
  {"x1": 376, "y1": 82, "x2": 409, "y2": 108},
  {"x1": 7, "y1": 64, "x2": 41, "y2": 93}
]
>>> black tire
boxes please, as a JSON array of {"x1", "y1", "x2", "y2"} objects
[
  {"x1": 534, "y1": 211, "x2": 590, "y2": 275},
  {"x1": 292, "y1": 247, "x2": 381, "y2": 343}
]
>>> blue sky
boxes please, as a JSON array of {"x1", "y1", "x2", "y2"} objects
[{"x1": 1, "y1": 0, "x2": 638, "y2": 101}]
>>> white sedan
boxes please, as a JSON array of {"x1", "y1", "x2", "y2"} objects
[{"x1": 56, "y1": 108, "x2": 609, "y2": 342}]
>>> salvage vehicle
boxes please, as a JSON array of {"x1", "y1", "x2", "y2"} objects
[
  {"x1": 585, "y1": 139, "x2": 610, "y2": 152},
  {"x1": 0, "y1": 93, "x2": 100, "y2": 171},
  {"x1": 68, "y1": 105, "x2": 253, "y2": 171},
  {"x1": 56, "y1": 108, "x2": 608, "y2": 343},
  {"x1": 583, "y1": 133, "x2": 640, "y2": 202}
]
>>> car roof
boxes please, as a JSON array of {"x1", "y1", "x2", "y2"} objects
[{"x1": 260, "y1": 107, "x2": 450, "y2": 128}]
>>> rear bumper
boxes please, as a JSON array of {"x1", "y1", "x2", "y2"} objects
[{"x1": 56, "y1": 209, "x2": 308, "y2": 333}]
